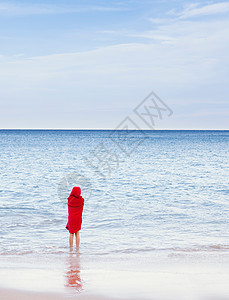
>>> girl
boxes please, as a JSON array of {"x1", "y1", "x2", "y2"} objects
[{"x1": 66, "y1": 187, "x2": 84, "y2": 250}]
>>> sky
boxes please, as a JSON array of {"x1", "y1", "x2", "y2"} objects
[{"x1": 0, "y1": 0, "x2": 228, "y2": 129}]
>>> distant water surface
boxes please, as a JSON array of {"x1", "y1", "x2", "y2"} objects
[{"x1": 0, "y1": 130, "x2": 228, "y2": 258}]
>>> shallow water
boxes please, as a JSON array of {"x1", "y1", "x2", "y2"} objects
[{"x1": 0, "y1": 130, "x2": 229, "y2": 258}]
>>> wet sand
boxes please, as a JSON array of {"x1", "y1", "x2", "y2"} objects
[
  {"x1": 1, "y1": 252, "x2": 229, "y2": 300},
  {"x1": 0, "y1": 288, "x2": 116, "y2": 300}
]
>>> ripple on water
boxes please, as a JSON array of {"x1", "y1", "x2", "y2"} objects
[{"x1": 0, "y1": 130, "x2": 229, "y2": 257}]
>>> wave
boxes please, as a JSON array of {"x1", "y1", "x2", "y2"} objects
[
  {"x1": 107, "y1": 244, "x2": 229, "y2": 255},
  {"x1": 168, "y1": 244, "x2": 229, "y2": 252},
  {"x1": 1, "y1": 244, "x2": 229, "y2": 257}
]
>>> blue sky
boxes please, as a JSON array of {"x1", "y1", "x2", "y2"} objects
[{"x1": 0, "y1": 0, "x2": 228, "y2": 129}]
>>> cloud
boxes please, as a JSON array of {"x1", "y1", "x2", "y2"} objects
[
  {"x1": 1, "y1": 16, "x2": 228, "y2": 104},
  {"x1": 0, "y1": 2, "x2": 126, "y2": 16},
  {"x1": 1, "y1": 11, "x2": 229, "y2": 91},
  {"x1": 130, "y1": 31, "x2": 177, "y2": 43},
  {"x1": 177, "y1": 2, "x2": 229, "y2": 19},
  {"x1": 0, "y1": 1, "x2": 229, "y2": 128},
  {"x1": 148, "y1": 17, "x2": 172, "y2": 24}
]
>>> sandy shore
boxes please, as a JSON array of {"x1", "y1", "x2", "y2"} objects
[
  {"x1": 0, "y1": 288, "x2": 117, "y2": 300},
  {"x1": 1, "y1": 253, "x2": 229, "y2": 300}
]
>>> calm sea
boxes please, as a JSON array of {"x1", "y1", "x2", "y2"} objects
[{"x1": 0, "y1": 130, "x2": 229, "y2": 258}]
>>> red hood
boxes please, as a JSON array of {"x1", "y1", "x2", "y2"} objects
[
  {"x1": 68, "y1": 187, "x2": 84, "y2": 207},
  {"x1": 69, "y1": 187, "x2": 81, "y2": 198}
]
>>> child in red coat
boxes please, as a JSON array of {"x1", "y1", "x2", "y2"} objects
[{"x1": 66, "y1": 187, "x2": 84, "y2": 250}]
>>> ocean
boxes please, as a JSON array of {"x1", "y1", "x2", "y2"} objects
[
  {"x1": 0, "y1": 129, "x2": 228, "y2": 256},
  {"x1": 0, "y1": 129, "x2": 229, "y2": 299}
]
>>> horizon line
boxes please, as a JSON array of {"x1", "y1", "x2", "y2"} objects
[{"x1": 0, "y1": 128, "x2": 228, "y2": 131}]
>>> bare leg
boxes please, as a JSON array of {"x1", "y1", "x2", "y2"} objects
[
  {"x1": 69, "y1": 233, "x2": 74, "y2": 250},
  {"x1": 76, "y1": 231, "x2": 80, "y2": 249}
]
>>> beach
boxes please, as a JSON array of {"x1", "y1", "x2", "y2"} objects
[
  {"x1": 1, "y1": 0, "x2": 228, "y2": 296},
  {"x1": 1, "y1": 249, "x2": 229, "y2": 300}
]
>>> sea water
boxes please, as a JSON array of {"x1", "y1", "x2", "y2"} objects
[{"x1": 0, "y1": 130, "x2": 229, "y2": 258}]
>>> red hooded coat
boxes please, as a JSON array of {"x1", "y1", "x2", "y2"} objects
[{"x1": 66, "y1": 187, "x2": 84, "y2": 233}]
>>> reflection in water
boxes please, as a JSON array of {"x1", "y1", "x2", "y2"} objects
[{"x1": 65, "y1": 251, "x2": 83, "y2": 292}]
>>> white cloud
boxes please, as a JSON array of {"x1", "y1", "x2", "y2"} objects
[
  {"x1": 0, "y1": 3, "x2": 8, "y2": 11},
  {"x1": 0, "y1": 2, "x2": 126, "y2": 16},
  {"x1": 130, "y1": 31, "x2": 177, "y2": 42},
  {"x1": 178, "y1": 2, "x2": 229, "y2": 19},
  {"x1": 148, "y1": 17, "x2": 173, "y2": 24},
  {"x1": 98, "y1": 28, "x2": 177, "y2": 43},
  {"x1": 0, "y1": 1, "x2": 229, "y2": 128},
  {"x1": 1, "y1": 15, "x2": 228, "y2": 105},
  {"x1": 1, "y1": 16, "x2": 228, "y2": 88}
]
